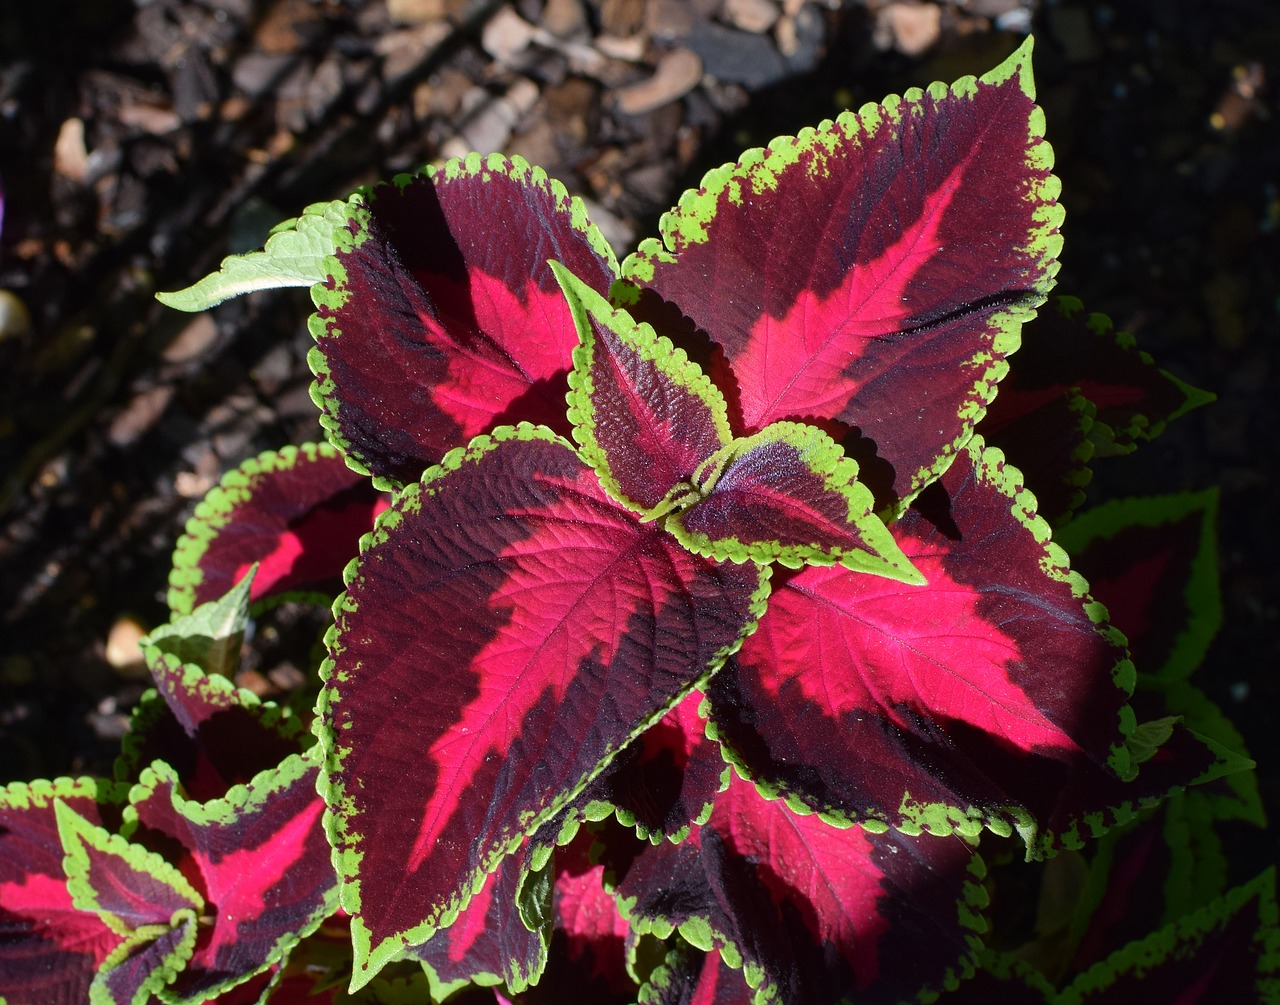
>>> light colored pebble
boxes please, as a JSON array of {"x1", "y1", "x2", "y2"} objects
[{"x1": 613, "y1": 48, "x2": 704, "y2": 116}]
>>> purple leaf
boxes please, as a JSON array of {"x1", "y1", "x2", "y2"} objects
[
  {"x1": 317, "y1": 424, "x2": 767, "y2": 987},
  {"x1": 0, "y1": 779, "x2": 125, "y2": 1005},
  {"x1": 116, "y1": 651, "x2": 306, "y2": 803},
  {"x1": 707, "y1": 436, "x2": 1137, "y2": 852},
  {"x1": 590, "y1": 688, "x2": 728, "y2": 842},
  {"x1": 623, "y1": 38, "x2": 1062, "y2": 504},
  {"x1": 124, "y1": 752, "x2": 337, "y2": 1004},
  {"x1": 669, "y1": 422, "x2": 923, "y2": 580},
  {"x1": 309, "y1": 154, "x2": 618, "y2": 484},
  {"x1": 168, "y1": 442, "x2": 387, "y2": 615},
  {"x1": 411, "y1": 840, "x2": 548, "y2": 998},
  {"x1": 615, "y1": 773, "x2": 985, "y2": 1004},
  {"x1": 555, "y1": 261, "x2": 731, "y2": 513},
  {"x1": 95, "y1": 918, "x2": 200, "y2": 1005}
]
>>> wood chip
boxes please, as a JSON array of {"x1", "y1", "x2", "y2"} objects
[
  {"x1": 614, "y1": 48, "x2": 703, "y2": 116},
  {"x1": 54, "y1": 118, "x2": 89, "y2": 183},
  {"x1": 872, "y1": 2, "x2": 942, "y2": 57}
]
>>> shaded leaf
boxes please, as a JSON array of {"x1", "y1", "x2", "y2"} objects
[
  {"x1": 168, "y1": 442, "x2": 387, "y2": 615},
  {"x1": 309, "y1": 153, "x2": 618, "y2": 485},
  {"x1": 707, "y1": 436, "x2": 1136, "y2": 852},
  {"x1": 143, "y1": 568, "x2": 256, "y2": 679},
  {"x1": 157, "y1": 200, "x2": 353, "y2": 311},
  {"x1": 623, "y1": 38, "x2": 1062, "y2": 505},
  {"x1": 615, "y1": 772, "x2": 985, "y2": 1005},
  {"x1": 317, "y1": 424, "x2": 767, "y2": 987}
]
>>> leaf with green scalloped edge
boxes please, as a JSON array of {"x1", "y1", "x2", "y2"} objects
[
  {"x1": 1056, "y1": 869, "x2": 1280, "y2": 1004},
  {"x1": 586, "y1": 688, "x2": 728, "y2": 843},
  {"x1": 636, "y1": 941, "x2": 755, "y2": 1005},
  {"x1": 316, "y1": 424, "x2": 767, "y2": 990},
  {"x1": 0, "y1": 777, "x2": 128, "y2": 1005},
  {"x1": 116, "y1": 650, "x2": 306, "y2": 803},
  {"x1": 143, "y1": 567, "x2": 256, "y2": 679},
  {"x1": 123, "y1": 750, "x2": 337, "y2": 1005},
  {"x1": 614, "y1": 771, "x2": 986, "y2": 1005},
  {"x1": 157, "y1": 199, "x2": 354, "y2": 311},
  {"x1": 668, "y1": 421, "x2": 923, "y2": 581},
  {"x1": 554, "y1": 260, "x2": 731, "y2": 513},
  {"x1": 168, "y1": 442, "x2": 388, "y2": 616},
  {"x1": 55, "y1": 800, "x2": 204, "y2": 1005},
  {"x1": 705, "y1": 436, "x2": 1140, "y2": 854},
  {"x1": 621, "y1": 37, "x2": 1062, "y2": 508},
  {"x1": 308, "y1": 153, "x2": 618, "y2": 486}
]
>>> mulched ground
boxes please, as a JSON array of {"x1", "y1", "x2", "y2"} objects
[{"x1": 2, "y1": 0, "x2": 1277, "y2": 879}]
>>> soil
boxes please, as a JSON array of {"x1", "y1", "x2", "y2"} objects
[{"x1": 1, "y1": 0, "x2": 1277, "y2": 883}]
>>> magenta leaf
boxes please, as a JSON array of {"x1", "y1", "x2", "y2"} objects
[
  {"x1": 623, "y1": 38, "x2": 1062, "y2": 505},
  {"x1": 55, "y1": 800, "x2": 204, "y2": 1005},
  {"x1": 317, "y1": 424, "x2": 768, "y2": 987},
  {"x1": 411, "y1": 841, "x2": 549, "y2": 999},
  {"x1": 0, "y1": 778, "x2": 125, "y2": 1005},
  {"x1": 669, "y1": 422, "x2": 923, "y2": 580},
  {"x1": 555, "y1": 262, "x2": 731, "y2": 513},
  {"x1": 123, "y1": 752, "x2": 337, "y2": 1004},
  {"x1": 707, "y1": 436, "x2": 1138, "y2": 851},
  {"x1": 615, "y1": 773, "x2": 985, "y2": 1004},
  {"x1": 309, "y1": 154, "x2": 618, "y2": 485},
  {"x1": 589, "y1": 689, "x2": 728, "y2": 842},
  {"x1": 116, "y1": 651, "x2": 305, "y2": 803},
  {"x1": 167, "y1": 442, "x2": 387, "y2": 615}
]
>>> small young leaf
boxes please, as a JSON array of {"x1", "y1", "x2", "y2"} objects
[
  {"x1": 554, "y1": 261, "x2": 731, "y2": 513},
  {"x1": 669, "y1": 421, "x2": 923, "y2": 582},
  {"x1": 308, "y1": 153, "x2": 618, "y2": 485},
  {"x1": 316, "y1": 424, "x2": 767, "y2": 987},
  {"x1": 615, "y1": 772, "x2": 985, "y2": 1005},
  {"x1": 168, "y1": 442, "x2": 387, "y2": 616},
  {"x1": 624, "y1": 37, "x2": 1062, "y2": 505},
  {"x1": 156, "y1": 200, "x2": 353, "y2": 311},
  {"x1": 142, "y1": 567, "x2": 256, "y2": 679}
]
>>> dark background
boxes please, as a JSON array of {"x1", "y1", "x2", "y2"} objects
[{"x1": 1, "y1": 0, "x2": 1276, "y2": 884}]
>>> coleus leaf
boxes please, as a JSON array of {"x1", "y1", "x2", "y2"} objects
[
  {"x1": 0, "y1": 778, "x2": 125, "y2": 1005},
  {"x1": 168, "y1": 442, "x2": 387, "y2": 616},
  {"x1": 622, "y1": 37, "x2": 1063, "y2": 506},
  {"x1": 156, "y1": 199, "x2": 354, "y2": 311},
  {"x1": 116, "y1": 650, "x2": 305, "y2": 803},
  {"x1": 55, "y1": 800, "x2": 204, "y2": 1005},
  {"x1": 589, "y1": 688, "x2": 728, "y2": 843},
  {"x1": 316, "y1": 424, "x2": 768, "y2": 987},
  {"x1": 1055, "y1": 869, "x2": 1280, "y2": 1004},
  {"x1": 638, "y1": 942, "x2": 754, "y2": 1005},
  {"x1": 410, "y1": 840, "x2": 549, "y2": 999},
  {"x1": 143, "y1": 566, "x2": 256, "y2": 679},
  {"x1": 308, "y1": 153, "x2": 618, "y2": 485},
  {"x1": 123, "y1": 751, "x2": 338, "y2": 1004},
  {"x1": 615, "y1": 772, "x2": 986, "y2": 1005},
  {"x1": 555, "y1": 264, "x2": 921, "y2": 582},
  {"x1": 706, "y1": 435, "x2": 1137, "y2": 851}
]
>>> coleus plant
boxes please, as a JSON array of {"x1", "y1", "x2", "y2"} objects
[{"x1": 1, "y1": 37, "x2": 1271, "y2": 1005}]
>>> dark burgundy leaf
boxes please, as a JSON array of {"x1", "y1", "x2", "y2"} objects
[
  {"x1": 616, "y1": 773, "x2": 984, "y2": 1005},
  {"x1": 168, "y1": 442, "x2": 387, "y2": 615},
  {"x1": 639, "y1": 943, "x2": 755, "y2": 1005},
  {"x1": 707, "y1": 437, "x2": 1136, "y2": 852},
  {"x1": 590, "y1": 689, "x2": 727, "y2": 842},
  {"x1": 555, "y1": 262, "x2": 731, "y2": 514},
  {"x1": 411, "y1": 841, "x2": 548, "y2": 998},
  {"x1": 116, "y1": 651, "x2": 306, "y2": 803},
  {"x1": 125, "y1": 753, "x2": 337, "y2": 1004},
  {"x1": 310, "y1": 154, "x2": 617, "y2": 484},
  {"x1": 318, "y1": 425, "x2": 767, "y2": 987},
  {"x1": 94, "y1": 916, "x2": 199, "y2": 1005},
  {"x1": 0, "y1": 778, "x2": 124, "y2": 1005},
  {"x1": 624, "y1": 39, "x2": 1062, "y2": 504},
  {"x1": 1054, "y1": 490, "x2": 1221, "y2": 683},
  {"x1": 670, "y1": 422, "x2": 922, "y2": 580}
]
